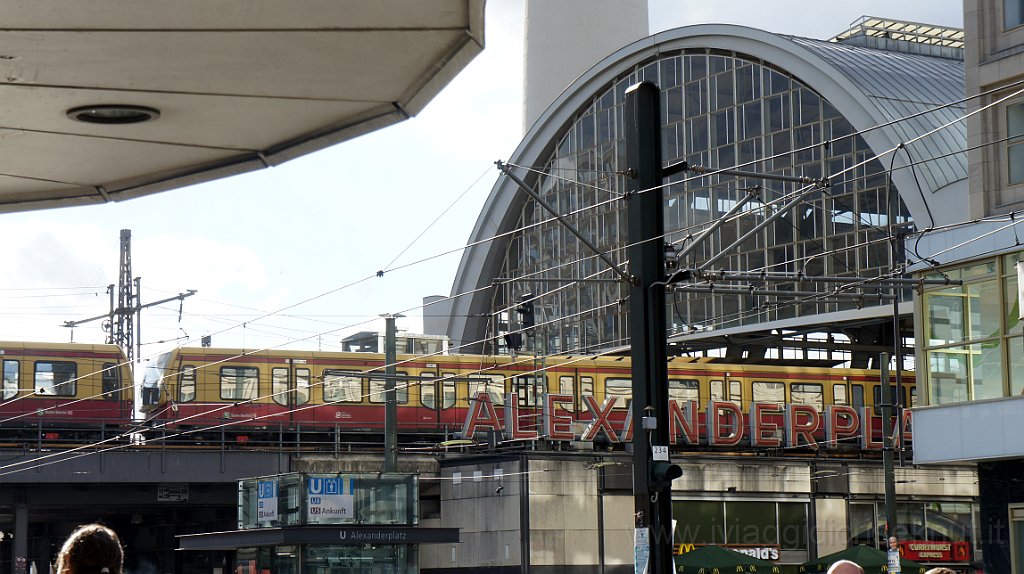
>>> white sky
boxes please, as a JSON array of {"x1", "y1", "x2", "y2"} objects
[{"x1": 0, "y1": 1, "x2": 963, "y2": 361}]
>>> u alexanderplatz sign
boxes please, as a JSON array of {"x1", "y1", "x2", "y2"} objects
[{"x1": 459, "y1": 393, "x2": 913, "y2": 450}]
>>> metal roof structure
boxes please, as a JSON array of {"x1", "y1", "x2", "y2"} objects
[
  {"x1": 0, "y1": 1, "x2": 484, "y2": 213},
  {"x1": 830, "y1": 16, "x2": 965, "y2": 51},
  {"x1": 446, "y1": 23, "x2": 967, "y2": 354}
]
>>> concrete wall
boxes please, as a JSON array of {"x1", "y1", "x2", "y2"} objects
[
  {"x1": 523, "y1": 0, "x2": 648, "y2": 133},
  {"x1": 966, "y1": 0, "x2": 1024, "y2": 217}
]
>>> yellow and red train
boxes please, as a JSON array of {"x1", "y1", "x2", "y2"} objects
[
  {"x1": 0, "y1": 341, "x2": 916, "y2": 448},
  {"x1": 138, "y1": 346, "x2": 916, "y2": 447}
]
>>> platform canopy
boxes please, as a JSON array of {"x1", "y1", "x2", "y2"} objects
[{"x1": 0, "y1": 0, "x2": 484, "y2": 213}]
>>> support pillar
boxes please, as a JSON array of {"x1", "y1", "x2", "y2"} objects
[{"x1": 13, "y1": 504, "x2": 27, "y2": 574}]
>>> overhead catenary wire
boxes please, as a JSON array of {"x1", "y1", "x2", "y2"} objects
[{"x1": 0, "y1": 52, "x2": 1015, "y2": 466}]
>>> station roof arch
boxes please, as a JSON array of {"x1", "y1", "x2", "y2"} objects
[{"x1": 447, "y1": 23, "x2": 966, "y2": 352}]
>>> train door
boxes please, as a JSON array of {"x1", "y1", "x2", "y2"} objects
[
  {"x1": 420, "y1": 371, "x2": 459, "y2": 432},
  {"x1": 271, "y1": 359, "x2": 310, "y2": 425}
]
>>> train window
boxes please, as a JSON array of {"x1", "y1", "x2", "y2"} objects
[
  {"x1": 179, "y1": 366, "x2": 196, "y2": 403},
  {"x1": 440, "y1": 372, "x2": 459, "y2": 409},
  {"x1": 220, "y1": 366, "x2": 258, "y2": 400},
  {"x1": 791, "y1": 383, "x2": 824, "y2": 410},
  {"x1": 752, "y1": 381, "x2": 785, "y2": 403},
  {"x1": 711, "y1": 380, "x2": 724, "y2": 401},
  {"x1": 729, "y1": 380, "x2": 742, "y2": 404},
  {"x1": 669, "y1": 379, "x2": 699, "y2": 402},
  {"x1": 559, "y1": 376, "x2": 575, "y2": 412},
  {"x1": 322, "y1": 370, "x2": 364, "y2": 403},
  {"x1": 606, "y1": 377, "x2": 632, "y2": 409},
  {"x1": 3, "y1": 360, "x2": 18, "y2": 400},
  {"x1": 101, "y1": 363, "x2": 120, "y2": 401},
  {"x1": 851, "y1": 384, "x2": 865, "y2": 411},
  {"x1": 34, "y1": 361, "x2": 76, "y2": 396},
  {"x1": 296, "y1": 369, "x2": 310, "y2": 405},
  {"x1": 469, "y1": 376, "x2": 505, "y2": 406},
  {"x1": 581, "y1": 376, "x2": 594, "y2": 397},
  {"x1": 421, "y1": 376, "x2": 436, "y2": 410},
  {"x1": 272, "y1": 368, "x2": 289, "y2": 406},
  {"x1": 369, "y1": 373, "x2": 409, "y2": 404},
  {"x1": 833, "y1": 384, "x2": 848, "y2": 405},
  {"x1": 909, "y1": 387, "x2": 917, "y2": 408}
]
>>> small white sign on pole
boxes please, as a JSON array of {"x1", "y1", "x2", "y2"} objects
[{"x1": 634, "y1": 528, "x2": 650, "y2": 574}]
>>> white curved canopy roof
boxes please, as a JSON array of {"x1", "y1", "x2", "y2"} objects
[{"x1": 0, "y1": 0, "x2": 484, "y2": 213}]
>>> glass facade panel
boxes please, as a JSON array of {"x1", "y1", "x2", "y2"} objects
[
  {"x1": 921, "y1": 253, "x2": 1024, "y2": 404},
  {"x1": 674, "y1": 500, "x2": 807, "y2": 549},
  {"x1": 496, "y1": 49, "x2": 915, "y2": 354}
]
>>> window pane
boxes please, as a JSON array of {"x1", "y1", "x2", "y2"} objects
[
  {"x1": 35, "y1": 361, "x2": 76, "y2": 396},
  {"x1": 752, "y1": 381, "x2": 785, "y2": 403},
  {"x1": 968, "y1": 280, "x2": 1001, "y2": 340},
  {"x1": 833, "y1": 384, "x2": 848, "y2": 405},
  {"x1": 1008, "y1": 0, "x2": 1024, "y2": 29},
  {"x1": 778, "y1": 502, "x2": 808, "y2": 550},
  {"x1": 272, "y1": 368, "x2": 289, "y2": 406},
  {"x1": 725, "y1": 501, "x2": 776, "y2": 545},
  {"x1": 420, "y1": 377, "x2": 436, "y2": 410},
  {"x1": 927, "y1": 348, "x2": 970, "y2": 404},
  {"x1": 469, "y1": 375, "x2": 505, "y2": 406},
  {"x1": 2, "y1": 360, "x2": 17, "y2": 400},
  {"x1": 442, "y1": 380, "x2": 456, "y2": 409},
  {"x1": 849, "y1": 502, "x2": 878, "y2": 546},
  {"x1": 323, "y1": 371, "x2": 362, "y2": 403},
  {"x1": 606, "y1": 378, "x2": 632, "y2": 410},
  {"x1": 926, "y1": 290, "x2": 965, "y2": 345},
  {"x1": 668, "y1": 379, "x2": 699, "y2": 402},
  {"x1": 179, "y1": 366, "x2": 196, "y2": 403},
  {"x1": 101, "y1": 362, "x2": 120, "y2": 401},
  {"x1": 729, "y1": 380, "x2": 741, "y2": 403},
  {"x1": 673, "y1": 500, "x2": 725, "y2": 544},
  {"x1": 710, "y1": 380, "x2": 724, "y2": 401},
  {"x1": 369, "y1": 374, "x2": 410, "y2": 404},
  {"x1": 220, "y1": 366, "x2": 257, "y2": 400},
  {"x1": 971, "y1": 340, "x2": 1004, "y2": 400},
  {"x1": 1011, "y1": 336, "x2": 1024, "y2": 396},
  {"x1": 791, "y1": 383, "x2": 823, "y2": 410},
  {"x1": 296, "y1": 369, "x2": 310, "y2": 405}
]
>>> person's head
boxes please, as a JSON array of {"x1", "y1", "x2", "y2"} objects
[
  {"x1": 56, "y1": 524, "x2": 123, "y2": 574},
  {"x1": 923, "y1": 569, "x2": 956, "y2": 574},
  {"x1": 826, "y1": 560, "x2": 865, "y2": 574},
  {"x1": 888, "y1": 536, "x2": 899, "y2": 549}
]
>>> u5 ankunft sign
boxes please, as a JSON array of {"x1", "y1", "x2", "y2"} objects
[{"x1": 458, "y1": 392, "x2": 912, "y2": 450}]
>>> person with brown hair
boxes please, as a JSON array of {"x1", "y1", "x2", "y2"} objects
[{"x1": 55, "y1": 524, "x2": 123, "y2": 574}]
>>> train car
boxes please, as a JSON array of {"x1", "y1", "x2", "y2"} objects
[
  {"x1": 0, "y1": 341, "x2": 134, "y2": 440},
  {"x1": 138, "y1": 346, "x2": 915, "y2": 449}
]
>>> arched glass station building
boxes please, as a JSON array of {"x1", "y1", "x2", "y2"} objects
[{"x1": 448, "y1": 21, "x2": 966, "y2": 366}]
